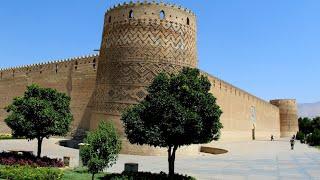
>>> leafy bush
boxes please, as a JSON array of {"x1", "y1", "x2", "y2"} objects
[
  {"x1": 298, "y1": 117, "x2": 313, "y2": 135},
  {"x1": 0, "y1": 151, "x2": 64, "y2": 167},
  {"x1": 0, "y1": 134, "x2": 13, "y2": 140},
  {"x1": 80, "y1": 121, "x2": 121, "y2": 180},
  {"x1": 0, "y1": 165, "x2": 63, "y2": 180},
  {"x1": 103, "y1": 172, "x2": 196, "y2": 180},
  {"x1": 296, "y1": 131, "x2": 305, "y2": 141},
  {"x1": 306, "y1": 129, "x2": 320, "y2": 146}
]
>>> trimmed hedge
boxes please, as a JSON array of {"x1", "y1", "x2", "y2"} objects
[
  {"x1": 0, "y1": 165, "x2": 63, "y2": 180},
  {"x1": 0, "y1": 134, "x2": 13, "y2": 140},
  {"x1": 103, "y1": 171, "x2": 196, "y2": 180},
  {"x1": 0, "y1": 134, "x2": 24, "y2": 140},
  {"x1": 0, "y1": 151, "x2": 64, "y2": 167}
]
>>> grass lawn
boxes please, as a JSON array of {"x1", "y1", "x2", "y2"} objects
[{"x1": 62, "y1": 168, "x2": 105, "y2": 180}]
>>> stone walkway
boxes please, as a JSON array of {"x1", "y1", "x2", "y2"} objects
[{"x1": 0, "y1": 138, "x2": 319, "y2": 179}]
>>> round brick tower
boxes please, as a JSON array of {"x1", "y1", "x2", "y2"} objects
[
  {"x1": 90, "y1": 2, "x2": 197, "y2": 154},
  {"x1": 270, "y1": 99, "x2": 299, "y2": 137}
]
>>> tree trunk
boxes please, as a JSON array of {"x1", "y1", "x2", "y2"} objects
[
  {"x1": 92, "y1": 173, "x2": 95, "y2": 180},
  {"x1": 37, "y1": 137, "x2": 43, "y2": 158},
  {"x1": 168, "y1": 145, "x2": 178, "y2": 178}
]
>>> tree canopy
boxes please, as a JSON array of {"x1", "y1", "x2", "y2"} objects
[
  {"x1": 121, "y1": 67, "x2": 223, "y2": 176},
  {"x1": 297, "y1": 116, "x2": 320, "y2": 146},
  {"x1": 298, "y1": 117, "x2": 313, "y2": 135},
  {"x1": 80, "y1": 121, "x2": 121, "y2": 180},
  {"x1": 5, "y1": 84, "x2": 73, "y2": 157}
]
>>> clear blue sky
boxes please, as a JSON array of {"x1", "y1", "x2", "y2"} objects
[{"x1": 0, "y1": 0, "x2": 319, "y2": 103}]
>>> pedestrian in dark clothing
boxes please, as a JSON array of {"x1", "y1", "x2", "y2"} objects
[{"x1": 290, "y1": 138, "x2": 295, "y2": 150}]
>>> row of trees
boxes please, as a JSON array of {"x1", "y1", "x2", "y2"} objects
[
  {"x1": 296, "y1": 117, "x2": 320, "y2": 146},
  {"x1": 4, "y1": 67, "x2": 223, "y2": 179}
]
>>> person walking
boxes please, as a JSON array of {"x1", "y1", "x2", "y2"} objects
[
  {"x1": 290, "y1": 138, "x2": 295, "y2": 150},
  {"x1": 271, "y1": 135, "x2": 274, "y2": 141}
]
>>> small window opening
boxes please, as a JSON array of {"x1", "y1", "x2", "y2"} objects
[
  {"x1": 129, "y1": 10, "x2": 134, "y2": 19},
  {"x1": 55, "y1": 64, "x2": 58, "y2": 74},
  {"x1": 93, "y1": 59, "x2": 96, "y2": 70},
  {"x1": 160, "y1": 10, "x2": 165, "y2": 20},
  {"x1": 75, "y1": 61, "x2": 78, "y2": 70},
  {"x1": 0, "y1": 72, "x2": 2, "y2": 79},
  {"x1": 108, "y1": 16, "x2": 112, "y2": 23},
  {"x1": 187, "y1": 17, "x2": 190, "y2": 25},
  {"x1": 12, "y1": 70, "x2": 15, "y2": 77}
]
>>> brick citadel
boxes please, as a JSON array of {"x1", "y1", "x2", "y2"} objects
[{"x1": 0, "y1": 2, "x2": 298, "y2": 155}]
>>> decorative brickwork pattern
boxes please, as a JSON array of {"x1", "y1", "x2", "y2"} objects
[
  {"x1": 104, "y1": 20, "x2": 197, "y2": 67},
  {"x1": 91, "y1": 2, "x2": 197, "y2": 118}
]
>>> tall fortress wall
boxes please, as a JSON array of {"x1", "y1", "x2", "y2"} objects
[
  {"x1": 0, "y1": 55, "x2": 99, "y2": 135},
  {"x1": 0, "y1": 1, "x2": 298, "y2": 155}
]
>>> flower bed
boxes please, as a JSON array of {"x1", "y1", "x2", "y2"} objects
[{"x1": 0, "y1": 151, "x2": 64, "y2": 167}]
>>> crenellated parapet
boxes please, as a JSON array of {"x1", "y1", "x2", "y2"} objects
[
  {"x1": 107, "y1": 0, "x2": 195, "y2": 16},
  {"x1": 203, "y1": 71, "x2": 279, "y2": 111},
  {"x1": 106, "y1": 1, "x2": 196, "y2": 17},
  {"x1": 0, "y1": 53, "x2": 99, "y2": 79},
  {"x1": 104, "y1": 0, "x2": 196, "y2": 32}
]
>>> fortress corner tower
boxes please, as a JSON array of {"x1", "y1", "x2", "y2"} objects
[
  {"x1": 89, "y1": 2, "x2": 197, "y2": 152},
  {"x1": 270, "y1": 99, "x2": 299, "y2": 137}
]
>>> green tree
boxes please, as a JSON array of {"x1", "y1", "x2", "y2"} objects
[
  {"x1": 298, "y1": 117, "x2": 313, "y2": 134},
  {"x1": 306, "y1": 129, "x2": 320, "y2": 146},
  {"x1": 5, "y1": 84, "x2": 73, "y2": 158},
  {"x1": 121, "y1": 67, "x2": 223, "y2": 176},
  {"x1": 80, "y1": 121, "x2": 121, "y2": 180},
  {"x1": 311, "y1": 117, "x2": 320, "y2": 131}
]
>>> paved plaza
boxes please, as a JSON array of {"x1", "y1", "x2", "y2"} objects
[{"x1": 0, "y1": 138, "x2": 319, "y2": 179}]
